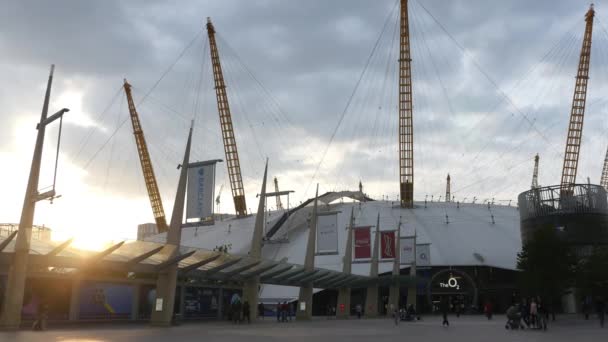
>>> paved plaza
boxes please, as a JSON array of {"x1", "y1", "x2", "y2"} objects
[{"x1": 1, "y1": 315, "x2": 606, "y2": 342}]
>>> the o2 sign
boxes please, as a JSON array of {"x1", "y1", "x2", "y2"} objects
[{"x1": 439, "y1": 276, "x2": 460, "y2": 290}]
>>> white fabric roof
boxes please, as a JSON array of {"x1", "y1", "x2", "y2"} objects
[{"x1": 147, "y1": 199, "x2": 521, "y2": 299}]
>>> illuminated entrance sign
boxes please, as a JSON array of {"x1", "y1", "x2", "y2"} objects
[{"x1": 439, "y1": 276, "x2": 460, "y2": 290}]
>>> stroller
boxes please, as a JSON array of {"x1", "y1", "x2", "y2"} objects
[{"x1": 505, "y1": 305, "x2": 525, "y2": 330}]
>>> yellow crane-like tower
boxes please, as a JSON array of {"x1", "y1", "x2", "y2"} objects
[
  {"x1": 531, "y1": 154, "x2": 540, "y2": 189},
  {"x1": 601, "y1": 148, "x2": 608, "y2": 191},
  {"x1": 206, "y1": 18, "x2": 248, "y2": 217},
  {"x1": 399, "y1": 0, "x2": 414, "y2": 208},
  {"x1": 560, "y1": 5, "x2": 595, "y2": 193},
  {"x1": 123, "y1": 80, "x2": 168, "y2": 233},
  {"x1": 274, "y1": 177, "x2": 283, "y2": 210},
  {"x1": 445, "y1": 174, "x2": 451, "y2": 202}
]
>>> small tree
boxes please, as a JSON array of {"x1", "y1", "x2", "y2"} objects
[
  {"x1": 517, "y1": 226, "x2": 576, "y2": 300},
  {"x1": 577, "y1": 247, "x2": 608, "y2": 298}
]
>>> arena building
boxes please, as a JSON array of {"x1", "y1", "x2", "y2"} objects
[{"x1": 146, "y1": 191, "x2": 522, "y2": 314}]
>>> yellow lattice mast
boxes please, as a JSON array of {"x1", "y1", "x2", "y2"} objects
[
  {"x1": 274, "y1": 177, "x2": 283, "y2": 210},
  {"x1": 560, "y1": 5, "x2": 595, "y2": 193},
  {"x1": 531, "y1": 154, "x2": 540, "y2": 189},
  {"x1": 601, "y1": 148, "x2": 608, "y2": 191},
  {"x1": 206, "y1": 18, "x2": 248, "y2": 217},
  {"x1": 123, "y1": 80, "x2": 168, "y2": 233},
  {"x1": 399, "y1": 0, "x2": 414, "y2": 208},
  {"x1": 445, "y1": 174, "x2": 451, "y2": 202}
]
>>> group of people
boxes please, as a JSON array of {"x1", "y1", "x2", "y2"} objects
[
  {"x1": 505, "y1": 296, "x2": 550, "y2": 330},
  {"x1": 276, "y1": 301, "x2": 294, "y2": 322},
  {"x1": 582, "y1": 296, "x2": 606, "y2": 328},
  {"x1": 229, "y1": 299, "x2": 251, "y2": 324}
]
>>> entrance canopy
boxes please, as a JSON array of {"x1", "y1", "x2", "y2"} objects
[{"x1": 0, "y1": 235, "x2": 372, "y2": 289}]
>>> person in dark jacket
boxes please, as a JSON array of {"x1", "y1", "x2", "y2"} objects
[
  {"x1": 243, "y1": 301, "x2": 251, "y2": 324},
  {"x1": 258, "y1": 303, "x2": 265, "y2": 320},
  {"x1": 597, "y1": 297, "x2": 606, "y2": 328},
  {"x1": 440, "y1": 297, "x2": 449, "y2": 327}
]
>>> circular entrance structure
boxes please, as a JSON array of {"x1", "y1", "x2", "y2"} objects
[{"x1": 518, "y1": 184, "x2": 608, "y2": 246}]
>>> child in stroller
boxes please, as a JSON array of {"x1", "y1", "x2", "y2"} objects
[{"x1": 505, "y1": 304, "x2": 525, "y2": 330}]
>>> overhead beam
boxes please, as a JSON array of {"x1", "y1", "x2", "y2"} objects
[
  {"x1": 179, "y1": 254, "x2": 222, "y2": 274},
  {"x1": 327, "y1": 275, "x2": 358, "y2": 289},
  {"x1": 155, "y1": 250, "x2": 196, "y2": 272},
  {"x1": 46, "y1": 238, "x2": 73, "y2": 257},
  {"x1": 240, "y1": 260, "x2": 284, "y2": 280},
  {"x1": 127, "y1": 246, "x2": 165, "y2": 265},
  {"x1": 319, "y1": 273, "x2": 350, "y2": 288},
  {"x1": 258, "y1": 264, "x2": 293, "y2": 281},
  {"x1": 298, "y1": 270, "x2": 329, "y2": 284},
  {"x1": 266, "y1": 267, "x2": 305, "y2": 282},
  {"x1": 220, "y1": 260, "x2": 262, "y2": 279},
  {"x1": 314, "y1": 272, "x2": 345, "y2": 287},
  {"x1": 86, "y1": 241, "x2": 125, "y2": 264},
  {"x1": 287, "y1": 269, "x2": 318, "y2": 283},
  {"x1": 0, "y1": 231, "x2": 18, "y2": 252},
  {"x1": 200, "y1": 257, "x2": 242, "y2": 277}
]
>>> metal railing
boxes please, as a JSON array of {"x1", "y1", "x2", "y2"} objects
[
  {"x1": 0, "y1": 223, "x2": 52, "y2": 241},
  {"x1": 518, "y1": 184, "x2": 608, "y2": 220}
]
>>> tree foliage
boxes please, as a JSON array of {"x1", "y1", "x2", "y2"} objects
[
  {"x1": 517, "y1": 226, "x2": 576, "y2": 298},
  {"x1": 576, "y1": 247, "x2": 608, "y2": 297}
]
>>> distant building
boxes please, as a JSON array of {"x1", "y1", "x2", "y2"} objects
[
  {"x1": 0, "y1": 223, "x2": 51, "y2": 242},
  {"x1": 137, "y1": 223, "x2": 158, "y2": 241}
]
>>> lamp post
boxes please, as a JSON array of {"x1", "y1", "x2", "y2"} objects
[{"x1": 0, "y1": 65, "x2": 69, "y2": 329}]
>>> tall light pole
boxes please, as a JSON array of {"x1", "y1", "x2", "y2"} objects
[{"x1": 0, "y1": 65, "x2": 69, "y2": 329}]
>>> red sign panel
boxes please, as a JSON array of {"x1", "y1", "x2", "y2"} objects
[
  {"x1": 380, "y1": 231, "x2": 396, "y2": 259},
  {"x1": 353, "y1": 227, "x2": 371, "y2": 259}
]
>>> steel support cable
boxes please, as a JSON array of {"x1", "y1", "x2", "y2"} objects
[
  {"x1": 461, "y1": 23, "x2": 583, "y2": 142},
  {"x1": 303, "y1": 0, "x2": 401, "y2": 198},
  {"x1": 412, "y1": 3, "x2": 469, "y2": 169},
  {"x1": 220, "y1": 48, "x2": 266, "y2": 165},
  {"x1": 214, "y1": 34, "x2": 305, "y2": 163},
  {"x1": 410, "y1": 5, "x2": 444, "y2": 179},
  {"x1": 73, "y1": 86, "x2": 123, "y2": 161},
  {"x1": 333, "y1": 11, "x2": 400, "y2": 191},
  {"x1": 457, "y1": 30, "x2": 580, "y2": 186},
  {"x1": 193, "y1": 36, "x2": 209, "y2": 125},
  {"x1": 453, "y1": 155, "x2": 532, "y2": 195},
  {"x1": 81, "y1": 30, "x2": 203, "y2": 170},
  {"x1": 414, "y1": 0, "x2": 576, "y2": 155},
  {"x1": 365, "y1": 14, "x2": 400, "y2": 185},
  {"x1": 465, "y1": 29, "x2": 580, "y2": 169},
  {"x1": 103, "y1": 95, "x2": 125, "y2": 189}
]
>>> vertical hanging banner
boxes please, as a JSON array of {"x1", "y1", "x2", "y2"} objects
[
  {"x1": 399, "y1": 237, "x2": 415, "y2": 264},
  {"x1": 353, "y1": 226, "x2": 372, "y2": 259},
  {"x1": 316, "y1": 212, "x2": 339, "y2": 255},
  {"x1": 186, "y1": 160, "x2": 221, "y2": 221},
  {"x1": 380, "y1": 231, "x2": 396, "y2": 259},
  {"x1": 416, "y1": 243, "x2": 431, "y2": 266}
]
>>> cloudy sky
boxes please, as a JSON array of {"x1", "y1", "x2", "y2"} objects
[{"x1": 2, "y1": 0, "x2": 608, "y2": 248}]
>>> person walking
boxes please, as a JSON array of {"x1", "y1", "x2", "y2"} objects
[
  {"x1": 597, "y1": 297, "x2": 606, "y2": 328},
  {"x1": 484, "y1": 300, "x2": 493, "y2": 320},
  {"x1": 520, "y1": 298, "x2": 530, "y2": 327},
  {"x1": 276, "y1": 301, "x2": 281, "y2": 322},
  {"x1": 529, "y1": 298, "x2": 538, "y2": 329},
  {"x1": 243, "y1": 301, "x2": 251, "y2": 324},
  {"x1": 455, "y1": 297, "x2": 461, "y2": 318},
  {"x1": 581, "y1": 296, "x2": 591, "y2": 321},
  {"x1": 281, "y1": 301, "x2": 288, "y2": 322},
  {"x1": 441, "y1": 297, "x2": 450, "y2": 327},
  {"x1": 258, "y1": 303, "x2": 265, "y2": 320},
  {"x1": 393, "y1": 307, "x2": 400, "y2": 326},
  {"x1": 356, "y1": 304, "x2": 362, "y2": 319}
]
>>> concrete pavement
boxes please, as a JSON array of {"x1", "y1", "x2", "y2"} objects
[{"x1": 1, "y1": 315, "x2": 606, "y2": 342}]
